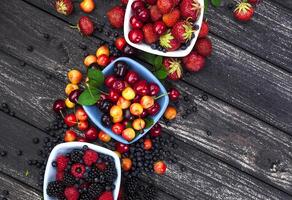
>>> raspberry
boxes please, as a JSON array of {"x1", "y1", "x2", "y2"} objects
[
  {"x1": 71, "y1": 163, "x2": 86, "y2": 178},
  {"x1": 83, "y1": 149, "x2": 99, "y2": 166},
  {"x1": 46, "y1": 181, "x2": 65, "y2": 197},
  {"x1": 96, "y1": 162, "x2": 106, "y2": 171},
  {"x1": 98, "y1": 191, "x2": 114, "y2": 200},
  {"x1": 56, "y1": 171, "x2": 64, "y2": 181},
  {"x1": 56, "y1": 155, "x2": 69, "y2": 172},
  {"x1": 64, "y1": 186, "x2": 80, "y2": 200}
]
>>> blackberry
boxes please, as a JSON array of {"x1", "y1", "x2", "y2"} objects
[
  {"x1": 125, "y1": 177, "x2": 139, "y2": 194},
  {"x1": 143, "y1": 186, "x2": 157, "y2": 200},
  {"x1": 46, "y1": 181, "x2": 64, "y2": 197},
  {"x1": 79, "y1": 193, "x2": 92, "y2": 200},
  {"x1": 104, "y1": 165, "x2": 117, "y2": 183},
  {"x1": 70, "y1": 149, "x2": 83, "y2": 163},
  {"x1": 88, "y1": 183, "x2": 104, "y2": 198},
  {"x1": 63, "y1": 173, "x2": 76, "y2": 186},
  {"x1": 126, "y1": 193, "x2": 142, "y2": 200}
]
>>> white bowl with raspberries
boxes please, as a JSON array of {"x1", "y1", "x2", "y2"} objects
[
  {"x1": 43, "y1": 142, "x2": 121, "y2": 200},
  {"x1": 124, "y1": 0, "x2": 204, "y2": 57}
]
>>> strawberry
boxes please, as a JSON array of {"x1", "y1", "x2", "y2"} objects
[
  {"x1": 173, "y1": 0, "x2": 180, "y2": 6},
  {"x1": 163, "y1": 58, "x2": 183, "y2": 80},
  {"x1": 198, "y1": 20, "x2": 209, "y2": 38},
  {"x1": 150, "y1": 5, "x2": 162, "y2": 22},
  {"x1": 107, "y1": 6, "x2": 125, "y2": 28},
  {"x1": 233, "y1": 2, "x2": 254, "y2": 22},
  {"x1": 56, "y1": 171, "x2": 64, "y2": 181},
  {"x1": 182, "y1": 51, "x2": 205, "y2": 72},
  {"x1": 78, "y1": 16, "x2": 94, "y2": 36},
  {"x1": 98, "y1": 191, "x2": 114, "y2": 200},
  {"x1": 180, "y1": 0, "x2": 201, "y2": 21},
  {"x1": 160, "y1": 32, "x2": 181, "y2": 51},
  {"x1": 171, "y1": 21, "x2": 194, "y2": 43},
  {"x1": 56, "y1": 155, "x2": 69, "y2": 172},
  {"x1": 83, "y1": 149, "x2": 99, "y2": 166},
  {"x1": 142, "y1": 24, "x2": 159, "y2": 44},
  {"x1": 55, "y1": 0, "x2": 73, "y2": 16},
  {"x1": 248, "y1": 0, "x2": 262, "y2": 4},
  {"x1": 195, "y1": 38, "x2": 212, "y2": 57},
  {"x1": 157, "y1": 0, "x2": 174, "y2": 14},
  {"x1": 64, "y1": 186, "x2": 80, "y2": 200},
  {"x1": 162, "y1": 8, "x2": 180, "y2": 27}
]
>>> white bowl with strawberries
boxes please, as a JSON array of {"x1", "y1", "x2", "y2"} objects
[{"x1": 124, "y1": 0, "x2": 204, "y2": 57}]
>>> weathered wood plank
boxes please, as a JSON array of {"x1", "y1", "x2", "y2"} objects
[
  {"x1": 1, "y1": 0, "x2": 292, "y2": 195},
  {"x1": 0, "y1": 172, "x2": 41, "y2": 200},
  {"x1": 272, "y1": 0, "x2": 292, "y2": 10},
  {"x1": 12, "y1": 0, "x2": 292, "y2": 134}
]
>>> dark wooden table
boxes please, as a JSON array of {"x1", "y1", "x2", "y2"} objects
[{"x1": 0, "y1": 0, "x2": 292, "y2": 199}]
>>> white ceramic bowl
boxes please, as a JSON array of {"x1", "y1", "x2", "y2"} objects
[
  {"x1": 43, "y1": 142, "x2": 121, "y2": 200},
  {"x1": 124, "y1": 0, "x2": 204, "y2": 57}
]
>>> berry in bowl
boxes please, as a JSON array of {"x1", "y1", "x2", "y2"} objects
[
  {"x1": 124, "y1": 0, "x2": 204, "y2": 57},
  {"x1": 43, "y1": 142, "x2": 121, "y2": 200},
  {"x1": 83, "y1": 57, "x2": 169, "y2": 144}
]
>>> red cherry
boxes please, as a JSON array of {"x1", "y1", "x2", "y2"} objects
[
  {"x1": 115, "y1": 142, "x2": 129, "y2": 154},
  {"x1": 107, "y1": 89, "x2": 120, "y2": 102},
  {"x1": 136, "y1": 8, "x2": 150, "y2": 22},
  {"x1": 75, "y1": 107, "x2": 88, "y2": 121},
  {"x1": 140, "y1": 110, "x2": 148, "y2": 118},
  {"x1": 105, "y1": 75, "x2": 117, "y2": 88},
  {"x1": 133, "y1": 80, "x2": 149, "y2": 96},
  {"x1": 112, "y1": 80, "x2": 126, "y2": 93},
  {"x1": 154, "y1": 161, "x2": 167, "y2": 174},
  {"x1": 150, "y1": 123, "x2": 161, "y2": 137},
  {"x1": 69, "y1": 90, "x2": 81, "y2": 104},
  {"x1": 77, "y1": 137, "x2": 87, "y2": 142},
  {"x1": 131, "y1": 0, "x2": 145, "y2": 11},
  {"x1": 111, "y1": 123, "x2": 125, "y2": 135},
  {"x1": 153, "y1": 21, "x2": 167, "y2": 36},
  {"x1": 168, "y1": 88, "x2": 180, "y2": 101},
  {"x1": 84, "y1": 126, "x2": 98, "y2": 141},
  {"x1": 147, "y1": 102, "x2": 160, "y2": 116},
  {"x1": 149, "y1": 83, "x2": 160, "y2": 96},
  {"x1": 115, "y1": 37, "x2": 127, "y2": 51},
  {"x1": 125, "y1": 70, "x2": 139, "y2": 85},
  {"x1": 78, "y1": 121, "x2": 89, "y2": 131},
  {"x1": 53, "y1": 99, "x2": 65, "y2": 113},
  {"x1": 145, "y1": 0, "x2": 157, "y2": 5},
  {"x1": 128, "y1": 29, "x2": 144, "y2": 44},
  {"x1": 130, "y1": 16, "x2": 143, "y2": 29},
  {"x1": 64, "y1": 113, "x2": 77, "y2": 127},
  {"x1": 132, "y1": 94, "x2": 141, "y2": 103},
  {"x1": 144, "y1": 138, "x2": 153, "y2": 150},
  {"x1": 122, "y1": 119, "x2": 130, "y2": 127}
]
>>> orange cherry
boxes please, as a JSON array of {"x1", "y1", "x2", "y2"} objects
[
  {"x1": 80, "y1": 0, "x2": 95, "y2": 13},
  {"x1": 96, "y1": 45, "x2": 110, "y2": 57},
  {"x1": 164, "y1": 106, "x2": 177, "y2": 120},
  {"x1": 122, "y1": 128, "x2": 136, "y2": 141},
  {"x1": 140, "y1": 95, "x2": 154, "y2": 109},
  {"x1": 122, "y1": 158, "x2": 132, "y2": 171},
  {"x1": 130, "y1": 103, "x2": 143, "y2": 116},
  {"x1": 144, "y1": 138, "x2": 152, "y2": 150},
  {"x1": 83, "y1": 54, "x2": 97, "y2": 67},
  {"x1": 110, "y1": 105, "x2": 123, "y2": 118},
  {"x1": 64, "y1": 130, "x2": 77, "y2": 142},
  {"x1": 67, "y1": 69, "x2": 83, "y2": 84},
  {"x1": 117, "y1": 96, "x2": 131, "y2": 109},
  {"x1": 65, "y1": 83, "x2": 79, "y2": 96},
  {"x1": 98, "y1": 131, "x2": 111, "y2": 142},
  {"x1": 132, "y1": 118, "x2": 146, "y2": 131},
  {"x1": 122, "y1": 87, "x2": 136, "y2": 100}
]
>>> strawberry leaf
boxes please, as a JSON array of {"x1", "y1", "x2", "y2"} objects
[
  {"x1": 211, "y1": 0, "x2": 221, "y2": 7},
  {"x1": 154, "y1": 68, "x2": 168, "y2": 80},
  {"x1": 78, "y1": 87, "x2": 100, "y2": 106},
  {"x1": 154, "y1": 56, "x2": 163, "y2": 69},
  {"x1": 204, "y1": 0, "x2": 209, "y2": 11},
  {"x1": 140, "y1": 53, "x2": 156, "y2": 65},
  {"x1": 87, "y1": 68, "x2": 104, "y2": 88}
]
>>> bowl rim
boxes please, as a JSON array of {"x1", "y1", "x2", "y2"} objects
[
  {"x1": 43, "y1": 142, "x2": 121, "y2": 200},
  {"x1": 83, "y1": 57, "x2": 169, "y2": 144},
  {"x1": 124, "y1": 0, "x2": 205, "y2": 57}
]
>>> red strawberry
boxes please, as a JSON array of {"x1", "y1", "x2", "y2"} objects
[
  {"x1": 157, "y1": 0, "x2": 174, "y2": 14},
  {"x1": 83, "y1": 149, "x2": 99, "y2": 166},
  {"x1": 195, "y1": 38, "x2": 212, "y2": 57},
  {"x1": 55, "y1": 0, "x2": 73, "y2": 16},
  {"x1": 162, "y1": 8, "x2": 180, "y2": 27},
  {"x1": 56, "y1": 171, "x2": 64, "y2": 181},
  {"x1": 163, "y1": 58, "x2": 183, "y2": 80},
  {"x1": 78, "y1": 16, "x2": 94, "y2": 36},
  {"x1": 56, "y1": 155, "x2": 69, "y2": 172},
  {"x1": 142, "y1": 24, "x2": 159, "y2": 44},
  {"x1": 64, "y1": 186, "x2": 80, "y2": 200},
  {"x1": 107, "y1": 6, "x2": 125, "y2": 28},
  {"x1": 180, "y1": 0, "x2": 201, "y2": 21},
  {"x1": 150, "y1": 5, "x2": 162, "y2": 22},
  {"x1": 160, "y1": 32, "x2": 181, "y2": 51},
  {"x1": 182, "y1": 51, "x2": 205, "y2": 72},
  {"x1": 98, "y1": 191, "x2": 114, "y2": 200},
  {"x1": 71, "y1": 163, "x2": 86, "y2": 178},
  {"x1": 173, "y1": 0, "x2": 180, "y2": 6},
  {"x1": 198, "y1": 20, "x2": 209, "y2": 38},
  {"x1": 233, "y1": 2, "x2": 254, "y2": 22},
  {"x1": 248, "y1": 0, "x2": 262, "y2": 4},
  {"x1": 171, "y1": 21, "x2": 194, "y2": 43}
]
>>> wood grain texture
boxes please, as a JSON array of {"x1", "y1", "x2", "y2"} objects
[
  {"x1": 272, "y1": 0, "x2": 292, "y2": 10},
  {"x1": 19, "y1": 0, "x2": 292, "y2": 134},
  {"x1": 0, "y1": 0, "x2": 292, "y2": 195},
  {"x1": 0, "y1": 172, "x2": 41, "y2": 200}
]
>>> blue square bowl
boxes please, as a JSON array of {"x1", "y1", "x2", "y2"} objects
[{"x1": 83, "y1": 57, "x2": 169, "y2": 144}]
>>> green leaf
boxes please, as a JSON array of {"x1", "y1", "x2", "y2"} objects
[
  {"x1": 87, "y1": 68, "x2": 104, "y2": 87},
  {"x1": 126, "y1": 121, "x2": 133, "y2": 129},
  {"x1": 145, "y1": 117, "x2": 155, "y2": 129},
  {"x1": 78, "y1": 87, "x2": 100, "y2": 106},
  {"x1": 140, "y1": 53, "x2": 156, "y2": 65},
  {"x1": 204, "y1": 0, "x2": 209, "y2": 11},
  {"x1": 211, "y1": 0, "x2": 221, "y2": 7},
  {"x1": 154, "y1": 56, "x2": 163, "y2": 69},
  {"x1": 154, "y1": 67, "x2": 168, "y2": 80}
]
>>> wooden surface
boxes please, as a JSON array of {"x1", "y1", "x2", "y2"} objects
[{"x1": 0, "y1": 0, "x2": 292, "y2": 199}]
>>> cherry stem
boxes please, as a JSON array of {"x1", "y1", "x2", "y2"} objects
[
  {"x1": 59, "y1": 110, "x2": 65, "y2": 119},
  {"x1": 155, "y1": 93, "x2": 168, "y2": 100},
  {"x1": 69, "y1": 25, "x2": 78, "y2": 29},
  {"x1": 85, "y1": 83, "x2": 108, "y2": 95}
]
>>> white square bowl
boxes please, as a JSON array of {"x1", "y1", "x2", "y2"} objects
[
  {"x1": 43, "y1": 142, "x2": 121, "y2": 200},
  {"x1": 124, "y1": 0, "x2": 204, "y2": 57}
]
